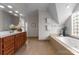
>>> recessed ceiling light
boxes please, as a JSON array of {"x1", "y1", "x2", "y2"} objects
[
  {"x1": 15, "y1": 11, "x2": 19, "y2": 13},
  {"x1": 7, "y1": 5, "x2": 13, "y2": 8},
  {"x1": 66, "y1": 5, "x2": 70, "y2": 8},
  {"x1": 0, "y1": 5, "x2": 5, "y2": 8},
  {"x1": 14, "y1": 14, "x2": 18, "y2": 16},
  {"x1": 20, "y1": 14, "x2": 23, "y2": 16},
  {"x1": 9, "y1": 11, "x2": 13, "y2": 13}
]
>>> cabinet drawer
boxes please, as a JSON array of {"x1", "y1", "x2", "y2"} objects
[
  {"x1": 3, "y1": 43, "x2": 14, "y2": 51},
  {"x1": 3, "y1": 36, "x2": 14, "y2": 48},
  {"x1": 3, "y1": 36, "x2": 14, "y2": 42},
  {"x1": 3, "y1": 43, "x2": 14, "y2": 55},
  {"x1": 3, "y1": 47, "x2": 14, "y2": 55}
]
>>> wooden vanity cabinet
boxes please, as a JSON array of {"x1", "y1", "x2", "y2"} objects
[
  {"x1": 2, "y1": 36, "x2": 14, "y2": 55},
  {"x1": 0, "y1": 32, "x2": 27, "y2": 55}
]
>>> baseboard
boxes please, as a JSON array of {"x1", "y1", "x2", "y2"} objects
[
  {"x1": 28, "y1": 36, "x2": 38, "y2": 38},
  {"x1": 38, "y1": 39, "x2": 49, "y2": 40},
  {"x1": 28, "y1": 37, "x2": 49, "y2": 40}
]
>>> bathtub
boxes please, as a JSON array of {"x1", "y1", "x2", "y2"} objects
[{"x1": 50, "y1": 35, "x2": 79, "y2": 55}]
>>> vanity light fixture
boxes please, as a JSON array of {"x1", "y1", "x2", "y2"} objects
[
  {"x1": 15, "y1": 11, "x2": 19, "y2": 13},
  {"x1": 14, "y1": 14, "x2": 18, "y2": 16},
  {"x1": 9, "y1": 11, "x2": 13, "y2": 13},
  {"x1": 20, "y1": 14, "x2": 23, "y2": 16},
  {"x1": 66, "y1": 5, "x2": 70, "y2": 8},
  {"x1": 7, "y1": 5, "x2": 13, "y2": 8},
  {"x1": 0, "y1": 5, "x2": 5, "y2": 8}
]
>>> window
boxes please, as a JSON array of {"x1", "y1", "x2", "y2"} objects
[{"x1": 72, "y1": 12, "x2": 79, "y2": 36}]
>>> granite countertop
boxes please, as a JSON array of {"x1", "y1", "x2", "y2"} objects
[{"x1": 0, "y1": 31, "x2": 22, "y2": 38}]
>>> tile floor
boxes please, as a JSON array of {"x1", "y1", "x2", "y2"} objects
[{"x1": 15, "y1": 37, "x2": 56, "y2": 55}]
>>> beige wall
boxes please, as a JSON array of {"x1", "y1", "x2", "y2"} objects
[
  {"x1": 27, "y1": 10, "x2": 38, "y2": 37},
  {"x1": 38, "y1": 9, "x2": 63, "y2": 40}
]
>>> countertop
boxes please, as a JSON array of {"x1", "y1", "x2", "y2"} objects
[{"x1": 0, "y1": 31, "x2": 24, "y2": 38}]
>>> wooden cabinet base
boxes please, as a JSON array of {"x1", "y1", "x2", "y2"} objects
[{"x1": 0, "y1": 32, "x2": 27, "y2": 55}]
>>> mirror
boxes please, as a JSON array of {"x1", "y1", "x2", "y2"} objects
[{"x1": 0, "y1": 10, "x2": 19, "y2": 31}]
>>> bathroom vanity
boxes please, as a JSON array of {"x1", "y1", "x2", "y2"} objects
[{"x1": 0, "y1": 32, "x2": 27, "y2": 55}]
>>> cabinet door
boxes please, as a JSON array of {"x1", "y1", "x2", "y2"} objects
[
  {"x1": 23, "y1": 32, "x2": 27, "y2": 43},
  {"x1": 0, "y1": 38, "x2": 2, "y2": 55},
  {"x1": 3, "y1": 36, "x2": 14, "y2": 55},
  {"x1": 14, "y1": 34, "x2": 20, "y2": 52}
]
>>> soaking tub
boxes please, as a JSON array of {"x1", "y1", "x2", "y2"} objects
[{"x1": 50, "y1": 35, "x2": 79, "y2": 55}]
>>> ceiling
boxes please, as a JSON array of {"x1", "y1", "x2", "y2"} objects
[
  {"x1": 48, "y1": 3, "x2": 77, "y2": 24},
  {"x1": 0, "y1": 3, "x2": 78, "y2": 24},
  {"x1": 56, "y1": 3, "x2": 76, "y2": 24},
  {"x1": 0, "y1": 3, "x2": 49, "y2": 16}
]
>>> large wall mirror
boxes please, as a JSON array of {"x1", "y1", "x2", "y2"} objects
[{"x1": 0, "y1": 10, "x2": 19, "y2": 31}]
